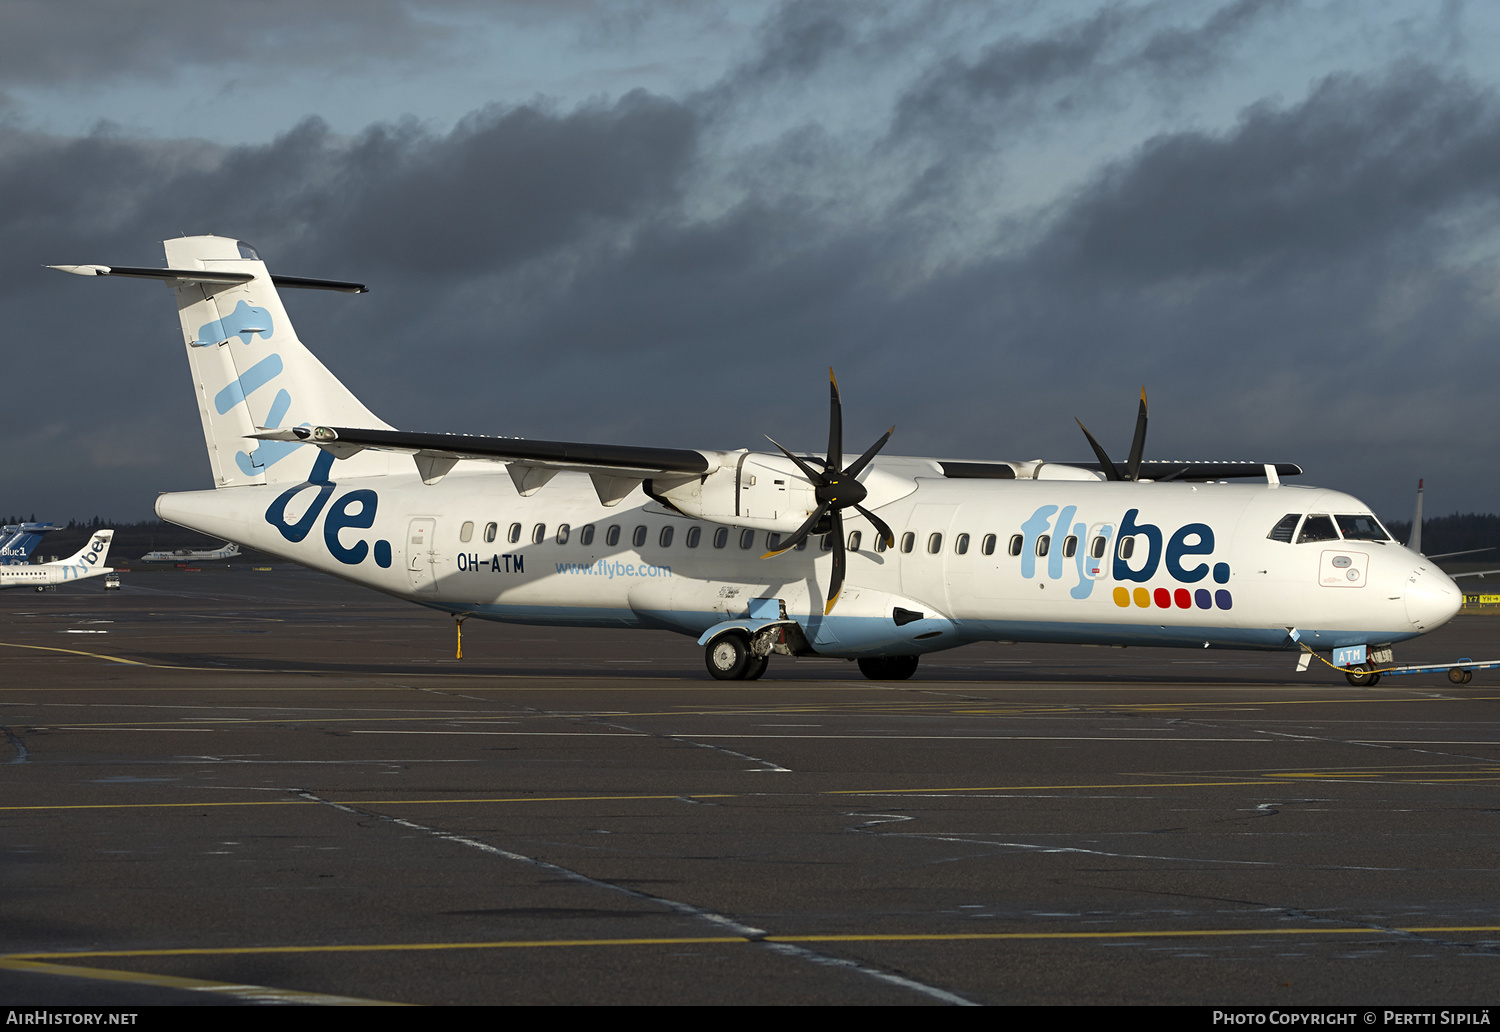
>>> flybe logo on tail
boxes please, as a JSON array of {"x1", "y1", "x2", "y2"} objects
[
  {"x1": 1020, "y1": 505, "x2": 1233, "y2": 610},
  {"x1": 195, "y1": 300, "x2": 273, "y2": 346},
  {"x1": 192, "y1": 300, "x2": 306, "y2": 475},
  {"x1": 264, "y1": 452, "x2": 392, "y2": 568}
]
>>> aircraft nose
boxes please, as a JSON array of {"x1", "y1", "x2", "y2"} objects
[{"x1": 1404, "y1": 564, "x2": 1462, "y2": 632}]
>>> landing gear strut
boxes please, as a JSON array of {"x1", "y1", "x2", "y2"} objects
[{"x1": 857, "y1": 655, "x2": 919, "y2": 681}]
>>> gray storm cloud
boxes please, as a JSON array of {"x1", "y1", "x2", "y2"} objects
[{"x1": 1, "y1": 1, "x2": 1496, "y2": 523}]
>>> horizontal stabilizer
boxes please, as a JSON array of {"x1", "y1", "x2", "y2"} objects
[{"x1": 47, "y1": 265, "x2": 366, "y2": 293}]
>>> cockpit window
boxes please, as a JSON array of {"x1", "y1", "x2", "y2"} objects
[
  {"x1": 1297, "y1": 514, "x2": 1340, "y2": 543},
  {"x1": 1336, "y1": 514, "x2": 1390, "y2": 541},
  {"x1": 236, "y1": 241, "x2": 261, "y2": 260},
  {"x1": 1267, "y1": 514, "x2": 1301, "y2": 543}
]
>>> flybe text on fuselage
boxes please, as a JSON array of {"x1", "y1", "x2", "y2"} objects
[{"x1": 1016, "y1": 503, "x2": 1233, "y2": 610}]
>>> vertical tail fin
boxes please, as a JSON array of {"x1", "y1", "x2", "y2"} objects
[
  {"x1": 162, "y1": 236, "x2": 392, "y2": 487},
  {"x1": 49, "y1": 529, "x2": 112, "y2": 569}
]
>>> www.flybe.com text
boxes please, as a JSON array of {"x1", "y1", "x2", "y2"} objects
[{"x1": 555, "y1": 560, "x2": 672, "y2": 579}]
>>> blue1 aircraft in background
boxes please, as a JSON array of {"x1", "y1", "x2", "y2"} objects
[
  {"x1": 50, "y1": 237, "x2": 1462, "y2": 683},
  {"x1": 0, "y1": 522, "x2": 59, "y2": 565}
]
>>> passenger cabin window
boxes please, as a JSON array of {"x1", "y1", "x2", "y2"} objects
[
  {"x1": 848, "y1": 531, "x2": 862, "y2": 552},
  {"x1": 580, "y1": 525, "x2": 595, "y2": 546},
  {"x1": 901, "y1": 532, "x2": 916, "y2": 554},
  {"x1": 508, "y1": 523, "x2": 522, "y2": 544},
  {"x1": 981, "y1": 534, "x2": 996, "y2": 556},
  {"x1": 1336, "y1": 514, "x2": 1390, "y2": 541},
  {"x1": 1063, "y1": 535, "x2": 1077, "y2": 558},
  {"x1": 927, "y1": 533, "x2": 943, "y2": 554},
  {"x1": 820, "y1": 532, "x2": 834, "y2": 552},
  {"x1": 1297, "y1": 514, "x2": 1340, "y2": 544},
  {"x1": 632, "y1": 526, "x2": 648, "y2": 547},
  {"x1": 606, "y1": 525, "x2": 621, "y2": 547},
  {"x1": 1267, "y1": 514, "x2": 1301, "y2": 544},
  {"x1": 1036, "y1": 534, "x2": 1050, "y2": 557},
  {"x1": 556, "y1": 524, "x2": 570, "y2": 545},
  {"x1": 1008, "y1": 534, "x2": 1023, "y2": 557},
  {"x1": 874, "y1": 533, "x2": 888, "y2": 553},
  {"x1": 1090, "y1": 536, "x2": 1107, "y2": 559},
  {"x1": 686, "y1": 527, "x2": 701, "y2": 548},
  {"x1": 768, "y1": 533, "x2": 782, "y2": 551},
  {"x1": 740, "y1": 529, "x2": 756, "y2": 550},
  {"x1": 659, "y1": 526, "x2": 674, "y2": 548},
  {"x1": 532, "y1": 524, "x2": 546, "y2": 544},
  {"x1": 1118, "y1": 537, "x2": 1135, "y2": 560},
  {"x1": 459, "y1": 521, "x2": 474, "y2": 543},
  {"x1": 484, "y1": 522, "x2": 498, "y2": 543},
  {"x1": 713, "y1": 527, "x2": 729, "y2": 548},
  {"x1": 955, "y1": 533, "x2": 969, "y2": 555}
]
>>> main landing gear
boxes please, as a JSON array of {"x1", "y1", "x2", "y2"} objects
[
  {"x1": 857, "y1": 655, "x2": 919, "y2": 681},
  {"x1": 704, "y1": 632, "x2": 768, "y2": 681}
]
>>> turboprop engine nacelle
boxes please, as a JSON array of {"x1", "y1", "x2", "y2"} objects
[{"x1": 655, "y1": 451, "x2": 917, "y2": 533}]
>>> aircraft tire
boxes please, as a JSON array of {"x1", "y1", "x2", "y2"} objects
[
  {"x1": 857, "y1": 655, "x2": 919, "y2": 681},
  {"x1": 1345, "y1": 665, "x2": 1378, "y2": 687},
  {"x1": 706, "y1": 633, "x2": 752, "y2": 681},
  {"x1": 743, "y1": 655, "x2": 769, "y2": 681}
]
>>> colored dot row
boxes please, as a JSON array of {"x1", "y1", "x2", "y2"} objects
[{"x1": 1113, "y1": 586, "x2": 1232, "y2": 610}]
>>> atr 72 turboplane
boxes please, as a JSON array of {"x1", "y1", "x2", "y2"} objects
[
  {"x1": 50, "y1": 237, "x2": 1462, "y2": 682},
  {"x1": 0, "y1": 530, "x2": 113, "y2": 591}
]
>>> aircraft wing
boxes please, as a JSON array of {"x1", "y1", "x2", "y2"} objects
[
  {"x1": 937, "y1": 460, "x2": 1302, "y2": 481},
  {"x1": 250, "y1": 425, "x2": 718, "y2": 505}
]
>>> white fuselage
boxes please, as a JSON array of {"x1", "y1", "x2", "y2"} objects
[{"x1": 156, "y1": 461, "x2": 1461, "y2": 658}]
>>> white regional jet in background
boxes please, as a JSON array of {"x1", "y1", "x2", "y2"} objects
[
  {"x1": 50, "y1": 237, "x2": 1463, "y2": 683},
  {"x1": 0, "y1": 530, "x2": 113, "y2": 591},
  {"x1": 139, "y1": 542, "x2": 241, "y2": 563}
]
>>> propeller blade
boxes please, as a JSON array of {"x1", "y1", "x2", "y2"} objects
[
  {"x1": 824, "y1": 509, "x2": 845, "y2": 615},
  {"x1": 765, "y1": 435, "x2": 826, "y2": 485},
  {"x1": 853, "y1": 503, "x2": 895, "y2": 549},
  {"x1": 761, "y1": 505, "x2": 828, "y2": 559},
  {"x1": 1125, "y1": 387, "x2": 1148, "y2": 481},
  {"x1": 843, "y1": 426, "x2": 894, "y2": 479},
  {"x1": 1075, "y1": 418, "x2": 1122, "y2": 481},
  {"x1": 827, "y1": 368, "x2": 843, "y2": 475}
]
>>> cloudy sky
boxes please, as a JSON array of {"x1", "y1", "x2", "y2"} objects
[{"x1": 3, "y1": 0, "x2": 1499, "y2": 523}]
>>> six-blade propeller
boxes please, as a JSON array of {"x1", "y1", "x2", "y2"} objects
[{"x1": 762, "y1": 369, "x2": 895, "y2": 614}]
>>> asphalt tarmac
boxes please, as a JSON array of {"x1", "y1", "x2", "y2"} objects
[{"x1": 2, "y1": 567, "x2": 1499, "y2": 1006}]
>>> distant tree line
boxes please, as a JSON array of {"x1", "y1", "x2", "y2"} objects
[{"x1": 1384, "y1": 513, "x2": 1500, "y2": 556}]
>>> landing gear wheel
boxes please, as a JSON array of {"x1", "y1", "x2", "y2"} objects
[
  {"x1": 1449, "y1": 668, "x2": 1473, "y2": 684},
  {"x1": 857, "y1": 655, "x2": 920, "y2": 681},
  {"x1": 743, "y1": 655, "x2": 769, "y2": 681},
  {"x1": 1345, "y1": 664, "x2": 1378, "y2": 687},
  {"x1": 706, "y1": 633, "x2": 752, "y2": 681}
]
